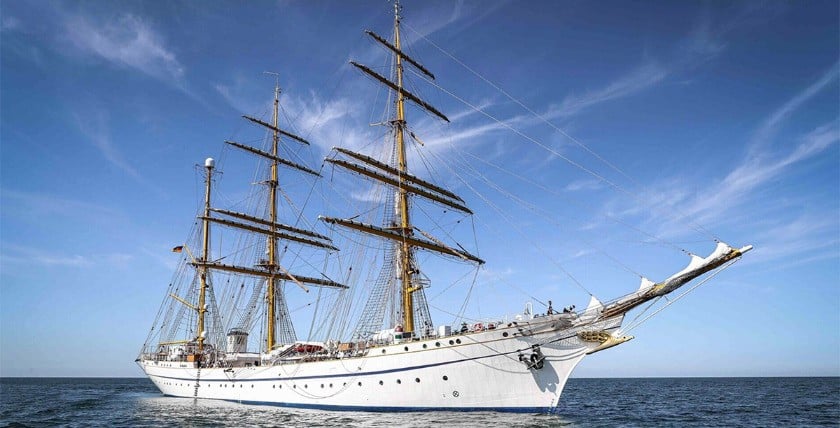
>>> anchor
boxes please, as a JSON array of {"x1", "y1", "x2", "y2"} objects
[{"x1": 518, "y1": 345, "x2": 545, "y2": 370}]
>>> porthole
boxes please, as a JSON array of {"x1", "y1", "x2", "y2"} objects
[
  {"x1": 415, "y1": 378, "x2": 421, "y2": 383},
  {"x1": 502, "y1": 332, "x2": 509, "y2": 337},
  {"x1": 293, "y1": 385, "x2": 297, "y2": 389},
  {"x1": 329, "y1": 383, "x2": 333, "y2": 388},
  {"x1": 449, "y1": 340, "x2": 454, "y2": 345},
  {"x1": 397, "y1": 379, "x2": 402, "y2": 384},
  {"x1": 456, "y1": 339, "x2": 461, "y2": 344},
  {"x1": 422, "y1": 344, "x2": 427, "y2": 349},
  {"x1": 379, "y1": 380, "x2": 384, "y2": 385},
  {"x1": 443, "y1": 375, "x2": 448, "y2": 381},
  {"x1": 272, "y1": 385, "x2": 275, "y2": 389},
  {"x1": 404, "y1": 346, "x2": 409, "y2": 351},
  {"x1": 251, "y1": 384, "x2": 254, "y2": 388},
  {"x1": 358, "y1": 382, "x2": 362, "y2": 386},
  {"x1": 343, "y1": 382, "x2": 347, "y2": 387},
  {"x1": 382, "y1": 349, "x2": 386, "y2": 354},
  {"x1": 304, "y1": 384, "x2": 308, "y2": 389},
  {"x1": 435, "y1": 342, "x2": 441, "y2": 347}
]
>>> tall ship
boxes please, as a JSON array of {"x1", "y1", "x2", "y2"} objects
[{"x1": 137, "y1": 2, "x2": 751, "y2": 412}]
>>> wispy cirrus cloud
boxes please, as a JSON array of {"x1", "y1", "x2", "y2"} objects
[
  {"x1": 644, "y1": 122, "x2": 837, "y2": 242},
  {"x1": 701, "y1": 121, "x2": 838, "y2": 213},
  {"x1": 749, "y1": 60, "x2": 840, "y2": 154},
  {"x1": 541, "y1": 5, "x2": 762, "y2": 121},
  {"x1": 62, "y1": 13, "x2": 184, "y2": 83},
  {"x1": 1, "y1": 251, "x2": 93, "y2": 268},
  {"x1": 1, "y1": 15, "x2": 22, "y2": 32},
  {"x1": 0, "y1": 188, "x2": 121, "y2": 220},
  {"x1": 0, "y1": 243, "x2": 134, "y2": 269},
  {"x1": 677, "y1": 60, "x2": 839, "y2": 226},
  {"x1": 565, "y1": 179, "x2": 605, "y2": 192},
  {"x1": 73, "y1": 109, "x2": 140, "y2": 179},
  {"x1": 740, "y1": 214, "x2": 839, "y2": 269},
  {"x1": 548, "y1": 62, "x2": 670, "y2": 119},
  {"x1": 71, "y1": 106, "x2": 167, "y2": 195},
  {"x1": 607, "y1": 63, "x2": 839, "y2": 268}
]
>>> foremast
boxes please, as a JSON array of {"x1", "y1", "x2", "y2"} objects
[
  {"x1": 322, "y1": 1, "x2": 483, "y2": 338},
  {"x1": 187, "y1": 81, "x2": 347, "y2": 357}
]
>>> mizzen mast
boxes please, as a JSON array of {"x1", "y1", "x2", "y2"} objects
[{"x1": 196, "y1": 157, "x2": 215, "y2": 354}]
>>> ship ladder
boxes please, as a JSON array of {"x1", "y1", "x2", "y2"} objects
[{"x1": 193, "y1": 366, "x2": 201, "y2": 400}]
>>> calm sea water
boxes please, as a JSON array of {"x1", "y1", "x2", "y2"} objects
[{"x1": 1, "y1": 377, "x2": 837, "y2": 427}]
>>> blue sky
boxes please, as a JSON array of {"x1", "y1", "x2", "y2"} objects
[{"x1": 1, "y1": 0, "x2": 837, "y2": 377}]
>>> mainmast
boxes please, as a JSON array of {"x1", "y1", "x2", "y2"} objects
[
  {"x1": 392, "y1": 1, "x2": 416, "y2": 336},
  {"x1": 266, "y1": 81, "x2": 281, "y2": 352},
  {"x1": 322, "y1": 1, "x2": 483, "y2": 338}
]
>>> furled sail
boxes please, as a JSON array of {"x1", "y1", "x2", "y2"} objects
[{"x1": 600, "y1": 242, "x2": 752, "y2": 319}]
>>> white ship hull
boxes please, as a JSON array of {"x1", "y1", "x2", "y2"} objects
[{"x1": 139, "y1": 316, "x2": 622, "y2": 412}]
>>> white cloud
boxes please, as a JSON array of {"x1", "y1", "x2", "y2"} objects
[
  {"x1": 548, "y1": 62, "x2": 670, "y2": 119},
  {"x1": 0, "y1": 244, "x2": 93, "y2": 268},
  {"x1": 73, "y1": 109, "x2": 140, "y2": 179},
  {"x1": 749, "y1": 61, "x2": 839, "y2": 154},
  {"x1": 599, "y1": 65, "x2": 840, "y2": 268},
  {"x1": 686, "y1": 121, "x2": 838, "y2": 225},
  {"x1": 68, "y1": 104, "x2": 166, "y2": 193},
  {"x1": 0, "y1": 188, "x2": 120, "y2": 219},
  {"x1": 1, "y1": 16, "x2": 21, "y2": 32},
  {"x1": 565, "y1": 179, "x2": 605, "y2": 192},
  {"x1": 213, "y1": 75, "x2": 269, "y2": 115},
  {"x1": 747, "y1": 215, "x2": 838, "y2": 266},
  {"x1": 1, "y1": 243, "x2": 136, "y2": 269},
  {"x1": 62, "y1": 13, "x2": 184, "y2": 82}
]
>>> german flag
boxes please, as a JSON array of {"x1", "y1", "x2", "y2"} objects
[{"x1": 172, "y1": 246, "x2": 184, "y2": 253}]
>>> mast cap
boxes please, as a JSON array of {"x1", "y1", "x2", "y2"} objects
[{"x1": 205, "y1": 158, "x2": 215, "y2": 169}]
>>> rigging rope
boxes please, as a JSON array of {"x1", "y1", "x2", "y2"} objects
[
  {"x1": 405, "y1": 23, "x2": 723, "y2": 244},
  {"x1": 456, "y1": 149, "x2": 689, "y2": 255},
  {"x1": 446, "y1": 147, "x2": 646, "y2": 279},
  {"x1": 620, "y1": 258, "x2": 741, "y2": 334},
  {"x1": 421, "y1": 140, "x2": 595, "y2": 296}
]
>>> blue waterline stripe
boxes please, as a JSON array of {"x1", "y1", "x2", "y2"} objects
[{"x1": 162, "y1": 394, "x2": 551, "y2": 413}]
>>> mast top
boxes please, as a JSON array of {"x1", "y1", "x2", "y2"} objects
[
  {"x1": 264, "y1": 71, "x2": 281, "y2": 98},
  {"x1": 205, "y1": 158, "x2": 215, "y2": 169}
]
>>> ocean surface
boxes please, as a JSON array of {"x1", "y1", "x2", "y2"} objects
[{"x1": 1, "y1": 377, "x2": 837, "y2": 427}]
